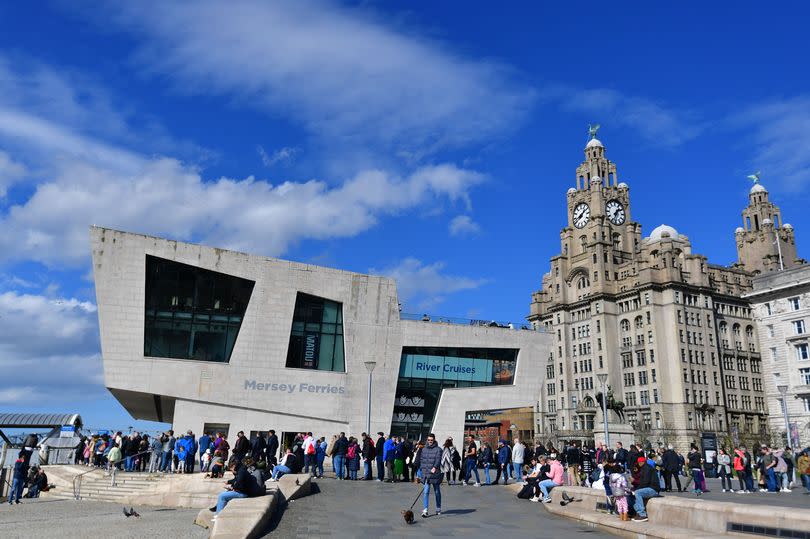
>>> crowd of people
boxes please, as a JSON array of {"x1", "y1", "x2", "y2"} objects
[{"x1": 6, "y1": 426, "x2": 810, "y2": 521}]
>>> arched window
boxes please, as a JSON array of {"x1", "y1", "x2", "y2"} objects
[
  {"x1": 580, "y1": 235, "x2": 587, "y2": 250},
  {"x1": 732, "y1": 324, "x2": 741, "y2": 337},
  {"x1": 745, "y1": 325, "x2": 754, "y2": 340},
  {"x1": 634, "y1": 315, "x2": 643, "y2": 329},
  {"x1": 620, "y1": 319, "x2": 630, "y2": 332},
  {"x1": 719, "y1": 322, "x2": 728, "y2": 335}
]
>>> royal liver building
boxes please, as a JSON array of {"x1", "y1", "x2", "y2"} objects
[{"x1": 529, "y1": 130, "x2": 802, "y2": 450}]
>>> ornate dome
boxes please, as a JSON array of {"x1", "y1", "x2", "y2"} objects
[
  {"x1": 784, "y1": 223, "x2": 793, "y2": 230},
  {"x1": 750, "y1": 183, "x2": 767, "y2": 194},
  {"x1": 735, "y1": 226, "x2": 745, "y2": 234},
  {"x1": 586, "y1": 138, "x2": 603, "y2": 148},
  {"x1": 590, "y1": 175, "x2": 602, "y2": 185},
  {"x1": 618, "y1": 182, "x2": 629, "y2": 189},
  {"x1": 762, "y1": 218, "x2": 773, "y2": 226},
  {"x1": 567, "y1": 187, "x2": 576, "y2": 194},
  {"x1": 649, "y1": 224, "x2": 680, "y2": 241}
]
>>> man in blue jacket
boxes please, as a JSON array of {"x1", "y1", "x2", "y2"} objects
[
  {"x1": 415, "y1": 433, "x2": 443, "y2": 518},
  {"x1": 496, "y1": 440, "x2": 512, "y2": 485},
  {"x1": 198, "y1": 432, "x2": 212, "y2": 470},
  {"x1": 383, "y1": 435, "x2": 396, "y2": 482},
  {"x1": 7, "y1": 457, "x2": 27, "y2": 505},
  {"x1": 184, "y1": 431, "x2": 197, "y2": 473}
]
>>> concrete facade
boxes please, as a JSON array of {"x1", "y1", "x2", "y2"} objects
[
  {"x1": 526, "y1": 134, "x2": 800, "y2": 450},
  {"x1": 744, "y1": 264, "x2": 810, "y2": 447},
  {"x1": 90, "y1": 227, "x2": 549, "y2": 446}
]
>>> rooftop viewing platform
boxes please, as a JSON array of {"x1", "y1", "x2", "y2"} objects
[{"x1": 400, "y1": 312, "x2": 545, "y2": 332}]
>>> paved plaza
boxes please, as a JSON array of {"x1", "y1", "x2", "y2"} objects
[
  {"x1": 0, "y1": 498, "x2": 206, "y2": 539},
  {"x1": 268, "y1": 478, "x2": 615, "y2": 538},
  {"x1": 665, "y1": 476, "x2": 810, "y2": 509}
]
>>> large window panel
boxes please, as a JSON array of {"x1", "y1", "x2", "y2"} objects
[
  {"x1": 286, "y1": 292, "x2": 346, "y2": 372},
  {"x1": 144, "y1": 255, "x2": 254, "y2": 363}
]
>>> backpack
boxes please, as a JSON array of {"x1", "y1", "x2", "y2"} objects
[
  {"x1": 306, "y1": 441, "x2": 316, "y2": 455},
  {"x1": 249, "y1": 467, "x2": 266, "y2": 496},
  {"x1": 733, "y1": 456, "x2": 743, "y2": 471},
  {"x1": 347, "y1": 444, "x2": 357, "y2": 459},
  {"x1": 516, "y1": 483, "x2": 534, "y2": 499}
]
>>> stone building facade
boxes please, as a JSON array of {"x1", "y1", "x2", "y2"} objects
[
  {"x1": 744, "y1": 264, "x2": 810, "y2": 448},
  {"x1": 527, "y1": 134, "x2": 795, "y2": 450}
]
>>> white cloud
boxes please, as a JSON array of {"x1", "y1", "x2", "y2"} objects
[
  {"x1": 0, "y1": 145, "x2": 484, "y2": 266},
  {"x1": 101, "y1": 0, "x2": 533, "y2": 154},
  {"x1": 0, "y1": 150, "x2": 26, "y2": 197},
  {"x1": 370, "y1": 257, "x2": 487, "y2": 311},
  {"x1": 0, "y1": 291, "x2": 103, "y2": 404},
  {"x1": 449, "y1": 215, "x2": 480, "y2": 237},
  {"x1": 541, "y1": 85, "x2": 703, "y2": 147},
  {"x1": 258, "y1": 145, "x2": 299, "y2": 167},
  {"x1": 731, "y1": 96, "x2": 810, "y2": 191}
]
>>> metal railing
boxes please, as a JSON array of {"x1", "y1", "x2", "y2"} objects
[
  {"x1": 72, "y1": 449, "x2": 154, "y2": 500},
  {"x1": 400, "y1": 312, "x2": 544, "y2": 331}
]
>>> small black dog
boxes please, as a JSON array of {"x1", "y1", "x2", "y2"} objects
[{"x1": 402, "y1": 509, "x2": 415, "y2": 524}]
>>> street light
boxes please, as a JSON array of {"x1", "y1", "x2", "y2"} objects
[
  {"x1": 777, "y1": 383, "x2": 791, "y2": 447},
  {"x1": 597, "y1": 373, "x2": 610, "y2": 448},
  {"x1": 364, "y1": 361, "x2": 377, "y2": 434}
]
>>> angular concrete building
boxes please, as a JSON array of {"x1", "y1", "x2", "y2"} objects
[{"x1": 91, "y1": 227, "x2": 549, "y2": 447}]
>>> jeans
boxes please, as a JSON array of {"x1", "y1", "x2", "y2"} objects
[
  {"x1": 633, "y1": 487, "x2": 658, "y2": 517},
  {"x1": 538, "y1": 479, "x2": 558, "y2": 500},
  {"x1": 125, "y1": 456, "x2": 134, "y2": 471},
  {"x1": 28, "y1": 483, "x2": 40, "y2": 498},
  {"x1": 464, "y1": 459, "x2": 480, "y2": 484},
  {"x1": 691, "y1": 469, "x2": 705, "y2": 492},
  {"x1": 349, "y1": 469, "x2": 358, "y2": 480},
  {"x1": 161, "y1": 452, "x2": 172, "y2": 472},
  {"x1": 216, "y1": 490, "x2": 247, "y2": 513},
  {"x1": 422, "y1": 481, "x2": 441, "y2": 512},
  {"x1": 744, "y1": 471, "x2": 754, "y2": 491},
  {"x1": 779, "y1": 471, "x2": 789, "y2": 490},
  {"x1": 333, "y1": 454, "x2": 345, "y2": 479},
  {"x1": 304, "y1": 454, "x2": 316, "y2": 473},
  {"x1": 363, "y1": 459, "x2": 372, "y2": 479},
  {"x1": 801, "y1": 473, "x2": 810, "y2": 493},
  {"x1": 512, "y1": 462, "x2": 523, "y2": 481},
  {"x1": 272, "y1": 465, "x2": 291, "y2": 480},
  {"x1": 376, "y1": 456, "x2": 384, "y2": 480},
  {"x1": 316, "y1": 458, "x2": 325, "y2": 477},
  {"x1": 385, "y1": 460, "x2": 394, "y2": 481},
  {"x1": 719, "y1": 469, "x2": 732, "y2": 490},
  {"x1": 150, "y1": 452, "x2": 163, "y2": 473},
  {"x1": 484, "y1": 463, "x2": 492, "y2": 484},
  {"x1": 8, "y1": 476, "x2": 24, "y2": 503},
  {"x1": 765, "y1": 468, "x2": 778, "y2": 492}
]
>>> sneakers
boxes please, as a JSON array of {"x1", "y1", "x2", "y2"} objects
[
  {"x1": 421, "y1": 509, "x2": 429, "y2": 518},
  {"x1": 781, "y1": 488, "x2": 792, "y2": 493},
  {"x1": 436, "y1": 508, "x2": 441, "y2": 515},
  {"x1": 529, "y1": 496, "x2": 541, "y2": 502},
  {"x1": 632, "y1": 515, "x2": 649, "y2": 522},
  {"x1": 474, "y1": 482, "x2": 481, "y2": 487},
  {"x1": 543, "y1": 497, "x2": 552, "y2": 503},
  {"x1": 722, "y1": 489, "x2": 726, "y2": 492}
]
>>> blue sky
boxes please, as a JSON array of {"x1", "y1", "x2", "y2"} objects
[{"x1": 0, "y1": 1, "x2": 807, "y2": 432}]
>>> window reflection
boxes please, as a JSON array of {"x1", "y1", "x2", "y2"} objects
[
  {"x1": 144, "y1": 255, "x2": 254, "y2": 362},
  {"x1": 286, "y1": 292, "x2": 345, "y2": 372}
]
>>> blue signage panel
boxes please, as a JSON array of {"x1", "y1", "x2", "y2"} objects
[{"x1": 400, "y1": 354, "x2": 494, "y2": 383}]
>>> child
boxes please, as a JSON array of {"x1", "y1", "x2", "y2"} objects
[
  {"x1": 208, "y1": 450, "x2": 224, "y2": 478},
  {"x1": 608, "y1": 464, "x2": 630, "y2": 521},
  {"x1": 202, "y1": 448, "x2": 212, "y2": 472}
]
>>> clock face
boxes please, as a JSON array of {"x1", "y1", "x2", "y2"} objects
[
  {"x1": 573, "y1": 203, "x2": 590, "y2": 228},
  {"x1": 606, "y1": 199, "x2": 626, "y2": 225}
]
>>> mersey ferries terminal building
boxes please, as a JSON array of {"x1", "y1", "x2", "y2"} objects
[{"x1": 91, "y1": 227, "x2": 549, "y2": 444}]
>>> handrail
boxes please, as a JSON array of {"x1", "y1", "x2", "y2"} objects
[{"x1": 72, "y1": 449, "x2": 154, "y2": 500}]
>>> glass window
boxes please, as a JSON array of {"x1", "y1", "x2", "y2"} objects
[
  {"x1": 144, "y1": 255, "x2": 254, "y2": 362},
  {"x1": 801, "y1": 368, "x2": 810, "y2": 385},
  {"x1": 797, "y1": 344, "x2": 810, "y2": 361},
  {"x1": 391, "y1": 347, "x2": 518, "y2": 441},
  {"x1": 286, "y1": 292, "x2": 345, "y2": 372},
  {"x1": 793, "y1": 320, "x2": 806, "y2": 335}
]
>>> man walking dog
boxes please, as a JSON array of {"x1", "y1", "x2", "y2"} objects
[{"x1": 415, "y1": 433, "x2": 443, "y2": 518}]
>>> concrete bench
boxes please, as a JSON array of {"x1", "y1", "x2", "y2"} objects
[
  {"x1": 513, "y1": 484, "x2": 810, "y2": 539},
  {"x1": 195, "y1": 473, "x2": 312, "y2": 538}
]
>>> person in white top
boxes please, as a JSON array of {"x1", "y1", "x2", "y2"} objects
[
  {"x1": 302, "y1": 432, "x2": 317, "y2": 475},
  {"x1": 512, "y1": 438, "x2": 525, "y2": 482}
]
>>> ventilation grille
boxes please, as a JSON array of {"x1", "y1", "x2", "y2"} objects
[{"x1": 728, "y1": 522, "x2": 809, "y2": 539}]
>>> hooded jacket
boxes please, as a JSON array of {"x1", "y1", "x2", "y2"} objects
[
  {"x1": 383, "y1": 438, "x2": 396, "y2": 461},
  {"x1": 497, "y1": 443, "x2": 511, "y2": 465}
]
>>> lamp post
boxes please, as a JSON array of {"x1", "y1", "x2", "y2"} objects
[
  {"x1": 364, "y1": 361, "x2": 377, "y2": 434},
  {"x1": 777, "y1": 384, "x2": 791, "y2": 447},
  {"x1": 597, "y1": 373, "x2": 610, "y2": 448}
]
